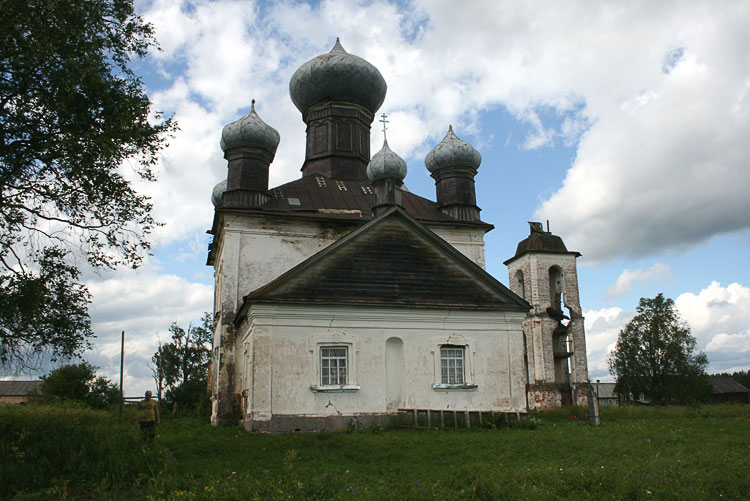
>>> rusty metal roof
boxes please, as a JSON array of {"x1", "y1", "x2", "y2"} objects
[
  {"x1": 216, "y1": 175, "x2": 492, "y2": 227},
  {"x1": 208, "y1": 175, "x2": 493, "y2": 265}
]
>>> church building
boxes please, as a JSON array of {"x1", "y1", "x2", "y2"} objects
[{"x1": 207, "y1": 39, "x2": 590, "y2": 431}]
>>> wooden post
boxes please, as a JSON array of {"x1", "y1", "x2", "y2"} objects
[
  {"x1": 427, "y1": 409, "x2": 431, "y2": 428},
  {"x1": 413, "y1": 409, "x2": 418, "y2": 428},
  {"x1": 465, "y1": 410, "x2": 470, "y2": 428},
  {"x1": 118, "y1": 330, "x2": 124, "y2": 419},
  {"x1": 440, "y1": 410, "x2": 445, "y2": 429}
]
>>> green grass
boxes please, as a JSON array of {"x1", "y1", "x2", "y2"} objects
[{"x1": 2, "y1": 404, "x2": 749, "y2": 499}]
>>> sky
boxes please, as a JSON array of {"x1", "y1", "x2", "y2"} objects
[{"x1": 9, "y1": 0, "x2": 750, "y2": 395}]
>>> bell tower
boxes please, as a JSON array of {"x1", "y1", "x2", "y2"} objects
[{"x1": 504, "y1": 222, "x2": 590, "y2": 408}]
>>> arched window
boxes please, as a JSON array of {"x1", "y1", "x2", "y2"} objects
[
  {"x1": 515, "y1": 270, "x2": 525, "y2": 299},
  {"x1": 549, "y1": 266, "x2": 563, "y2": 310}
]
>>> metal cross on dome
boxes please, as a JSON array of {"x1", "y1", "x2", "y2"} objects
[{"x1": 379, "y1": 113, "x2": 389, "y2": 141}]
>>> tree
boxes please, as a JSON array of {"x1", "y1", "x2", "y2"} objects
[
  {"x1": 40, "y1": 361, "x2": 120, "y2": 409},
  {"x1": 0, "y1": 0, "x2": 175, "y2": 371},
  {"x1": 608, "y1": 293, "x2": 712, "y2": 405},
  {"x1": 151, "y1": 313, "x2": 213, "y2": 414}
]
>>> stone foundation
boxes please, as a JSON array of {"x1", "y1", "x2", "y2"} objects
[
  {"x1": 527, "y1": 382, "x2": 594, "y2": 409},
  {"x1": 243, "y1": 413, "x2": 394, "y2": 433}
]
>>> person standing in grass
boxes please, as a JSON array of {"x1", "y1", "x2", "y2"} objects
[{"x1": 137, "y1": 390, "x2": 160, "y2": 441}]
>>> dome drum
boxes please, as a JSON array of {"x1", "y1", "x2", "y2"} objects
[
  {"x1": 434, "y1": 169, "x2": 478, "y2": 207},
  {"x1": 225, "y1": 149, "x2": 272, "y2": 193},
  {"x1": 302, "y1": 101, "x2": 373, "y2": 180}
]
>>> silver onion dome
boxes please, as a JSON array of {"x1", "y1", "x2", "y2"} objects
[
  {"x1": 220, "y1": 100, "x2": 280, "y2": 154},
  {"x1": 424, "y1": 125, "x2": 482, "y2": 173},
  {"x1": 289, "y1": 38, "x2": 387, "y2": 115},
  {"x1": 367, "y1": 139, "x2": 407, "y2": 182},
  {"x1": 211, "y1": 179, "x2": 227, "y2": 206}
]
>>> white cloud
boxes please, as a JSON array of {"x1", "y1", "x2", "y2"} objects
[
  {"x1": 132, "y1": 1, "x2": 750, "y2": 264},
  {"x1": 584, "y1": 306, "x2": 633, "y2": 381},
  {"x1": 84, "y1": 266, "x2": 213, "y2": 396},
  {"x1": 604, "y1": 263, "x2": 672, "y2": 300},
  {"x1": 675, "y1": 281, "x2": 750, "y2": 373},
  {"x1": 585, "y1": 281, "x2": 750, "y2": 381}
]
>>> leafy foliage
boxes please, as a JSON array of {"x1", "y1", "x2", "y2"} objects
[
  {"x1": 152, "y1": 314, "x2": 213, "y2": 415},
  {"x1": 40, "y1": 362, "x2": 120, "y2": 409},
  {"x1": 0, "y1": 0, "x2": 175, "y2": 371},
  {"x1": 608, "y1": 293, "x2": 711, "y2": 404}
]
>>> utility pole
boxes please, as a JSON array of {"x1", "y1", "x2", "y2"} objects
[{"x1": 119, "y1": 330, "x2": 125, "y2": 419}]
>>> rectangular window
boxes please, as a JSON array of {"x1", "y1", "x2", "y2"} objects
[
  {"x1": 320, "y1": 346, "x2": 347, "y2": 385},
  {"x1": 440, "y1": 346, "x2": 465, "y2": 385}
]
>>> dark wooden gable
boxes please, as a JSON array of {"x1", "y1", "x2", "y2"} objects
[{"x1": 240, "y1": 207, "x2": 529, "y2": 315}]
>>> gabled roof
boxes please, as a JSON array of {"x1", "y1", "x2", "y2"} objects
[
  {"x1": 236, "y1": 206, "x2": 529, "y2": 323},
  {"x1": 709, "y1": 376, "x2": 749, "y2": 394},
  {"x1": 0, "y1": 380, "x2": 42, "y2": 396},
  {"x1": 595, "y1": 382, "x2": 618, "y2": 399}
]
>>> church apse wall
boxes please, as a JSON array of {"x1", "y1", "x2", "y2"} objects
[{"x1": 237, "y1": 305, "x2": 528, "y2": 433}]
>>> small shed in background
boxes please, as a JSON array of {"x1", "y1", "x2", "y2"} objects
[
  {"x1": 594, "y1": 380, "x2": 620, "y2": 406},
  {"x1": 0, "y1": 380, "x2": 42, "y2": 404},
  {"x1": 709, "y1": 376, "x2": 749, "y2": 404}
]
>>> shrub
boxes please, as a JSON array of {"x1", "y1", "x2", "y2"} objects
[{"x1": 0, "y1": 402, "x2": 173, "y2": 498}]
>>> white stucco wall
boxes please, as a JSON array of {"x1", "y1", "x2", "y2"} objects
[
  {"x1": 239, "y1": 304, "x2": 528, "y2": 424},
  {"x1": 209, "y1": 211, "x2": 494, "y2": 423}
]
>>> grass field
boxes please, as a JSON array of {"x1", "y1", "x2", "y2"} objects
[{"x1": 2, "y1": 403, "x2": 749, "y2": 499}]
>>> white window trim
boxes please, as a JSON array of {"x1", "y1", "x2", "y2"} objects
[
  {"x1": 309, "y1": 338, "x2": 360, "y2": 393},
  {"x1": 431, "y1": 337, "x2": 478, "y2": 391}
]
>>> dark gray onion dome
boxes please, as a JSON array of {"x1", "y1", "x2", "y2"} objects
[
  {"x1": 220, "y1": 101, "x2": 280, "y2": 154},
  {"x1": 424, "y1": 125, "x2": 482, "y2": 173},
  {"x1": 367, "y1": 139, "x2": 407, "y2": 182},
  {"x1": 289, "y1": 38, "x2": 387, "y2": 115},
  {"x1": 211, "y1": 179, "x2": 227, "y2": 206}
]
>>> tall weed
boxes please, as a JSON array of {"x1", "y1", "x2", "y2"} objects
[{"x1": 0, "y1": 402, "x2": 173, "y2": 498}]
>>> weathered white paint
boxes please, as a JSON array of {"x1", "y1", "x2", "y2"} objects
[
  {"x1": 507, "y1": 250, "x2": 590, "y2": 407},
  {"x1": 236, "y1": 304, "x2": 528, "y2": 429},
  {"x1": 208, "y1": 211, "x2": 493, "y2": 425}
]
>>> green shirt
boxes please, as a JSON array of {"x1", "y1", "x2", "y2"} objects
[{"x1": 137, "y1": 398, "x2": 159, "y2": 423}]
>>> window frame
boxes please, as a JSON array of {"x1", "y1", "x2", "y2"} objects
[
  {"x1": 431, "y1": 339, "x2": 478, "y2": 391},
  {"x1": 310, "y1": 341, "x2": 360, "y2": 393},
  {"x1": 440, "y1": 345, "x2": 466, "y2": 385}
]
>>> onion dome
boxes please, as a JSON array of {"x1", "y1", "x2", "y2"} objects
[
  {"x1": 424, "y1": 125, "x2": 482, "y2": 173},
  {"x1": 220, "y1": 100, "x2": 280, "y2": 154},
  {"x1": 211, "y1": 179, "x2": 227, "y2": 206},
  {"x1": 367, "y1": 139, "x2": 407, "y2": 182},
  {"x1": 289, "y1": 38, "x2": 387, "y2": 115}
]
